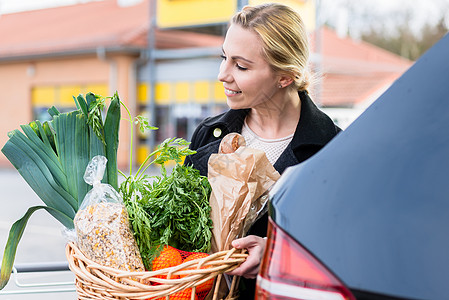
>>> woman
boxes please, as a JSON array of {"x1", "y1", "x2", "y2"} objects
[{"x1": 184, "y1": 3, "x2": 341, "y2": 297}]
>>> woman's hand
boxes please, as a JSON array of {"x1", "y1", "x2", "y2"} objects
[{"x1": 226, "y1": 235, "x2": 267, "y2": 279}]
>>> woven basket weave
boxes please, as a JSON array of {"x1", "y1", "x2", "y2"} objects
[{"x1": 66, "y1": 242, "x2": 247, "y2": 300}]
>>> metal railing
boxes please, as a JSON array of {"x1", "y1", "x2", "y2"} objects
[{"x1": 0, "y1": 261, "x2": 76, "y2": 295}]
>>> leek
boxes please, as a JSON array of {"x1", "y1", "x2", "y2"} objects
[{"x1": 0, "y1": 92, "x2": 121, "y2": 289}]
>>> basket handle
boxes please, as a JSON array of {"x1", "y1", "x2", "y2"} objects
[{"x1": 212, "y1": 248, "x2": 246, "y2": 300}]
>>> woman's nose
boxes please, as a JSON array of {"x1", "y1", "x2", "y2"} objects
[{"x1": 217, "y1": 61, "x2": 231, "y2": 83}]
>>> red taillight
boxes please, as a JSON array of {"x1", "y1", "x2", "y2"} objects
[{"x1": 256, "y1": 218, "x2": 356, "y2": 300}]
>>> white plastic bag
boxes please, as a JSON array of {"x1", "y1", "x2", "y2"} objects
[{"x1": 74, "y1": 156, "x2": 144, "y2": 272}]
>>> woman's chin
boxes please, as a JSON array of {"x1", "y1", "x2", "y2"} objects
[{"x1": 226, "y1": 99, "x2": 248, "y2": 110}]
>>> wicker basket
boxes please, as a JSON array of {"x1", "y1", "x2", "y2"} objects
[{"x1": 66, "y1": 242, "x2": 247, "y2": 300}]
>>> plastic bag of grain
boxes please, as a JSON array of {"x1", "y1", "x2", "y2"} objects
[{"x1": 74, "y1": 155, "x2": 144, "y2": 272}]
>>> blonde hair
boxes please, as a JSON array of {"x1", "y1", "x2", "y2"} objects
[{"x1": 231, "y1": 3, "x2": 310, "y2": 91}]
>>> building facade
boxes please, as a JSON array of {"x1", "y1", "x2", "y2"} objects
[{"x1": 0, "y1": 0, "x2": 411, "y2": 168}]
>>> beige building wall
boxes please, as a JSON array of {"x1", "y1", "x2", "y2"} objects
[
  {"x1": 0, "y1": 62, "x2": 32, "y2": 160},
  {"x1": 0, "y1": 54, "x2": 138, "y2": 169}
]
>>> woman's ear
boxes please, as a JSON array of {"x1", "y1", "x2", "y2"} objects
[{"x1": 278, "y1": 74, "x2": 294, "y2": 88}]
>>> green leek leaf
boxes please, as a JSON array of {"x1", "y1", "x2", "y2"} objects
[
  {"x1": 19, "y1": 125, "x2": 68, "y2": 191},
  {"x1": 41, "y1": 121, "x2": 57, "y2": 153},
  {"x1": 104, "y1": 92, "x2": 121, "y2": 190},
  {"x1": 85, "y1": 92, "x2": 96, "y2": 108},
  {"x1": 0, "y1": 206, "x2": 73, "y2": 290},
  {"x1": 74, "y1": 113, "x2": 90, "y2": 205},
  {"x1": 47, "y1": 106, "x2": 60, "y2": 117},
  {"x1": 74, "y1": 95, "x2": 88, "y2": 118},
  {"x1": 1, "y1": 139, "x2": 77, "y2": 216},
  {"x1": 54, "y1": 112, "x2": 78, "y2": 201}
]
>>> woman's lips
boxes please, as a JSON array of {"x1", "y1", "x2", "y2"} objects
[{"x1": 224, "y1": 87, "x2": 242, "y2": 96}]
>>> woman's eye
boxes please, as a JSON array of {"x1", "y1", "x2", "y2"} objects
[
  {"x1": 220, "y1": 54, "x2": 247, "y2": 70},
  {"x1": 237, "y1": 64, "x2": 248, "y2": 71}
]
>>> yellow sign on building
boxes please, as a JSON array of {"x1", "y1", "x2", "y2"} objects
[
  {"x1": 157, "y1": 0, "x2": 315, "y2": 30},
  {"x1": 157, "y1": 0, "x2": 237, "y2": 28},
  {"x1": 249, "y1": 0, "x2": 315, "y2": 30}
]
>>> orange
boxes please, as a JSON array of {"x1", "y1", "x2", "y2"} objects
[
  {"x1": 154, "y1": 288, "x2": 198, "y2": 300},
  {"x1": 180, "y1": 253, "x2": 214, "y2": 294},
  {"x1": 152, "y1": 246, "x2": 183, "y2": 279}
]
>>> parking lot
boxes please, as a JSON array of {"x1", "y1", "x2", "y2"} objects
[{"x1": 0, "y1": 168, "x2": 77, "y2": 299}]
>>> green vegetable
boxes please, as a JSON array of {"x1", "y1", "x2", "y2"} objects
[
  {"x1": 0, "y1": 206, "x2": 73, "y2": 290},
  {"x1": 103, "y1": 92, "x2": 121, "y2": 190},
  {"x1": 127, "y1": 164, "x2": 212, "y2": 269},
  {"x1": 0, "y1": 93, "x2": 121, "y2": 290},
  {"x1": 118, "y1": 107, "x2": 211, "y2": 270}
]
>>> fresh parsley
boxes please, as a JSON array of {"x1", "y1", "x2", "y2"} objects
[{"x1": 118, "y1": 107, "x2": 212, "y2": 269}]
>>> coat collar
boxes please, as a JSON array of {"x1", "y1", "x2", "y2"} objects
[
  {"x1": 292, "y1": 91, "x2": 340, "y2": 149},
  {"x1": 202, "y1": 108, "x2": 249, "y2": 134},
  {"x1": 187, "y1": 91, "x2": 339, "y2": 176},
  {"x1": 202, "y1": 91, "x2": 337, "y2": 150}
]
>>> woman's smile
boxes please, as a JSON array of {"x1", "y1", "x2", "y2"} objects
[{"x1": 224, "y1": 87, "x2": 242, "y2": 96}]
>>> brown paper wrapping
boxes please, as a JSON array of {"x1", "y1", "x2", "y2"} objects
[
  {"x1": 208, "y1": 146, "x2": 280, "y2": 253},
  {"x1": 206, "y1": 133, "x2": 280, "y2": 299}
]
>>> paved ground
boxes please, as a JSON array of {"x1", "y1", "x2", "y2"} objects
[{"x1": 0, "y1": 168, "x2": 77, "y2": 299}]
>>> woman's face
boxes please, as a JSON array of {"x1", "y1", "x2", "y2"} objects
[{"x1": 218, "y1": 24, "x2": 281, "y2": 110}]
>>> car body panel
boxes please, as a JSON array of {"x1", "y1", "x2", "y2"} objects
[{"x1": 269, "y1": 33, "x2": 449, "y2": 300}]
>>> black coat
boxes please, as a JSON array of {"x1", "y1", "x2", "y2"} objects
[
  {"x1": 184, "y1": 90, "x2": 341, "y2": 298},
  {"x1": 185, "y1": 90, "x2": 341, "y2": 176}
]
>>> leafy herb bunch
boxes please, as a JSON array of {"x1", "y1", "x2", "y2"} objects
[{"x1": 119, "y1": 106, "x2": 212, "y2": 270}]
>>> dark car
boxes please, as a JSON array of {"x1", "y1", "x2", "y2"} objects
[{"x1": 255, "y1": 33, "x2": 449, "y2": 300}]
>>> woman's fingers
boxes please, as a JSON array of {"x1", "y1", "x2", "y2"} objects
[{"x1": 226, "y1": 235, "x2": 267, "y2": 278}]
